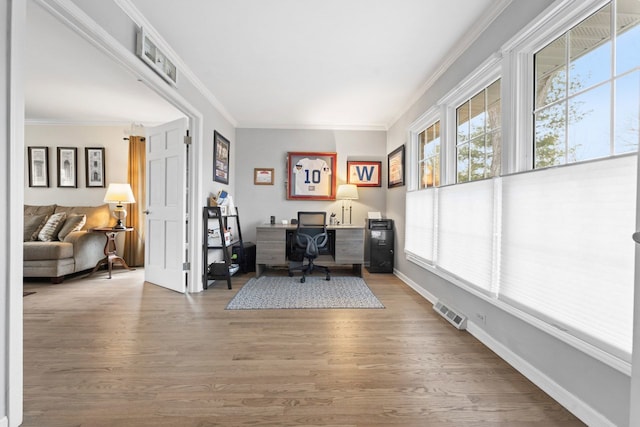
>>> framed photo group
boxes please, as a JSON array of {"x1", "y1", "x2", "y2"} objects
[
  {"x1": 253, "y1": 151, "x2": 395, "y2": 198},
  {"x1": 27, "y1": 146, "x2": 106, "y2": 188}
]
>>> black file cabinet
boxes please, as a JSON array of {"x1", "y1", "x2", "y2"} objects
[
  {"x1": 232, "y1": 242, "x2": 256, "y2": 273},
  {"x1": 367, "y1": 219, "x2": 394, "y2": 273}
]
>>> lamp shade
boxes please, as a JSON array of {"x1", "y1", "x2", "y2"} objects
[
  {"x1": 337, "y1": 184, "x2": 359, "y2": 200},
  {"x1": 104, "y1": 183, "x2": 136, "y2": 204}
]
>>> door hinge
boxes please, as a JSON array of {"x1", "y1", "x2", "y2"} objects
[
  {"x1": 182, "y1": 262, "x2": 190, "y2": 271},
  {"x1": 184, "y1": 135, "x2": 192, "y2": 145}
]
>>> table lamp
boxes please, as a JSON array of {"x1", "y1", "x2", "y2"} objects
[
  {"x1": 104, "y1": 183, "x2": 136, "y2": 229},
  {"x1": 337, "y1": 184, "x2": 359, "y2": 225}
]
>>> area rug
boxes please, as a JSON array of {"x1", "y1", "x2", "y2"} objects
[{"x1": 226, "y1": 276, "x2": 385, "y2": 310}]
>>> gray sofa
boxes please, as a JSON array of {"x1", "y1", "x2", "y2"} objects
[{"x1": 23, "y1": 204, "x2": 114, "y2": 283}]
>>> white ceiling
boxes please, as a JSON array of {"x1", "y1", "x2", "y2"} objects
[{"x1": 25, "y1": 0, "x2": 503, "y2": 130}]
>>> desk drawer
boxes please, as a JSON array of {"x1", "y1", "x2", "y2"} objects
[
  {"x1": 256, "y1": 228, "x2": 285, "y2": 241},
  {"x1": 256, "y1": 241, "x2": 286, "y2": 264},
  {"x1": 335, "y1": 228, "x2": 364, "y2": 263},
  {"x1": 256, "y1": 228, "x2": 287, "y2": 264}
]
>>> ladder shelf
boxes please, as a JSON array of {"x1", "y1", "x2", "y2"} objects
[{"x1": 202, "y1": 206, "x2": 245, "y2": 290}]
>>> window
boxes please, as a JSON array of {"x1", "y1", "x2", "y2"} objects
[
  {"x1": 405, "y1": 0, "x2": 640, "y2": 368},
  {"x1": 418, "y1": 121, "x2": 440, "y2": 189},
  {"x1": 456, "y1": 80, "x2": 501, "y2": 183},
  {"x1": 533, "y1": 1, "x2": 640, "y2": 168}
]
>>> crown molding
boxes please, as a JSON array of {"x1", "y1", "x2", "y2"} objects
[
  {"x1": 24, "y1": 118, "x2": 165, "y2": 127},
  {"x1": 388, "y1": 0, "x2": 512, "y2": 129},
  {"x1": 237, "y1": 122, "x2": 388, "y2": 132}
]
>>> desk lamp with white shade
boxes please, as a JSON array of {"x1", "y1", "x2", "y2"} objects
[
  {"x1": 103, "y1": 183, "x2": 136, "y2": 230},
  {"x1": 336, "y1": 184, "x2": 359, "y2": 225}
]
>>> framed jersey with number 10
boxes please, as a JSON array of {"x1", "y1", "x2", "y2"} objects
[{"x1": 287, "y1": 152, "x2": 337, "y2": 200}]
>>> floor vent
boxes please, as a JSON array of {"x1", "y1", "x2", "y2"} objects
[{"x1": 433, "y1": 301, "x2": 467, "y2": 330}]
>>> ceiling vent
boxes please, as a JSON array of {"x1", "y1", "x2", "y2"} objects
[{"x1": 433, "y1": 301, "x2": 467, "y2": 330}]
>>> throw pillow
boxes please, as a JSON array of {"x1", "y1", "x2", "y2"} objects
[
  {"x1": 57, "y1": 214, "x2": 87, "y2": 241},
  {"x1": 23, "y1": 214, "x2": 48, "y2": 242},
  {"x1": 37, "y1": 212, "x2": 67, "y2": 242}
]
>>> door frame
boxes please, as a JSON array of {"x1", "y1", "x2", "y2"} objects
[
  {"x1": 8, "y1": 1, "x2": 206, "y2": 424},
  {"x1": 31, "y1": 0, "x2": 205, "y2": 294},
  {"x1": 7, "y1": 2, "x2": 26, "y2": 425}
]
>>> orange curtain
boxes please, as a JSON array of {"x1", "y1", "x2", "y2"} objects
[{"x1": 124, "y1": 136, "x2": 146, "y2": 267}]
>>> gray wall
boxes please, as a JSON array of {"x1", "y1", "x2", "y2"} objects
[
  {"x1": 236, "y1": 128, "x2": 387, "y2": 244},
  {"x1": 387, "y1": 1, "x2": 631, "y2": 426}
]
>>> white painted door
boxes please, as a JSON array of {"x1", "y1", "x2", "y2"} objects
[{"x1": 144, "y1": 118, "x2": 189, "y2": 293}]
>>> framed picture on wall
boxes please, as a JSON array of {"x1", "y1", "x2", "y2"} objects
[
  {"x1": 254, "y1": 168, "x2": 274, "y2": 185},
  {"x1": 214, "y1": 130, "x2": 230, "y2": 185},
  {"x1": 57, "y1": 147, "x2": 78, "y2": 188},
  {"x1": 287, "y1": 152, "x2": 337, "y2": 200},
  {"x1": 347, "y1": 160, "x2": 382, "y2": 187},
  {"x1": 388, "y1": 144, "x2": 405, "y2": 188},
  {"x1": 27, "y1": 146, "x2": 49, "y2": 188},
  {"x1": 85, "y1": 147, "x2": 105, "y2": 188},
  {"x1": 27, "y1": 147, "x2": 49, "y2": 187}
]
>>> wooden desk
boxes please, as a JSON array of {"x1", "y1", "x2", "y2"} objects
[
  {"x1": 255, "y1": 224, "x2": 365, "y2": 277},
  {"x1": 88, "y1": 227, "x2": 134, "y2": 279}
]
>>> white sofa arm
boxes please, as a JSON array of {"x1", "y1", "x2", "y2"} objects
[{"x1": 64, "y1": 231, "x2": 106, "y2": 272}]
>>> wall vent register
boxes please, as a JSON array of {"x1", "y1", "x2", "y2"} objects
[{"x1": 433, "y1": 301, "x2": 467, "y2": 330}]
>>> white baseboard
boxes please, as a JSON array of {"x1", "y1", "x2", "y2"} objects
[
  {"x1": 394, "y1": 271, "x2": 615, "y2": 427},
  {"x1": 393, "y1": 269, "x2": 437, "y2": 304},
  {"x1": 0, "y1": 416, "x2": 7, "y2": 427},
  {"x1": 465, "y1": 321, "x2": 614, "y2": 427}
]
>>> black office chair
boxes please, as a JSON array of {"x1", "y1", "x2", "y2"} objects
[{"x1": 288, "y1": 211, "x2": 330, "y2": 283}]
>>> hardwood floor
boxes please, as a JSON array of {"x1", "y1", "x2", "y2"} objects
[{"x1": 23, "y1": 268, "x2": 584, "y2": 427}]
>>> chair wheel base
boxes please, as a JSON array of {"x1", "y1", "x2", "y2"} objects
[{"x1": 301, "y1": 277, "x2": 306, "y2": 283}]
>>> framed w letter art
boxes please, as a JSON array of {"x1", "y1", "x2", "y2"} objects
[
  {"x1": 287, "y1": 152, "x2": 337, "y2": 200},
  {"x1": 347, "y1": 161, "x2": 382, "y2": 187}
]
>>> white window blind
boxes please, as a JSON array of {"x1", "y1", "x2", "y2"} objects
[
  {"x1": 405, "y1": 189, "x2": 436, "y2": 263},
  {"x1": 437, "y1": 179, "x2": 499, "y2": 294},
  {"x1": 405, "y1": 155, "x2": 636, "y2": 361},
  {"x1": 499, "y1": 155, "x2": 636, "y2": 360}
]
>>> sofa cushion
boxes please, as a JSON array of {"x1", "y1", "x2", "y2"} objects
[
  {"x1": 24, "y1": 214, "x2": 49, "y2": 241},
  {"x1": 57, "y1": 214, "x2": 87, "y2": 240},
  {"x1": 24, "y1": 241, "x2": 74, "y2": 261},
  {"x1": 55, "y1": 204, "x2": 112, "y2": 230},
  {"x1": 24, "y1": 204, "x2": 56, "y2": 216},
  {"x1": 38, "y1": 212, "x2": 67, "y2": 242}
]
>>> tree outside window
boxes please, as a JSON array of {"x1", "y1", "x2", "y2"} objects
[
  {"x1": 456, "y1": 80, "x2": 501, "y2": 183},
  {"x1": 418, "y1": 121, "x2": 440, "y2": 189},
  {"x1": 533, "y1": 1, "x2": 640, "y2": 168}
]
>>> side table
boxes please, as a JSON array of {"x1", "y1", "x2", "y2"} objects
[{"x1": 89, "y1": 227, "x2": 134, "y2": 278}]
